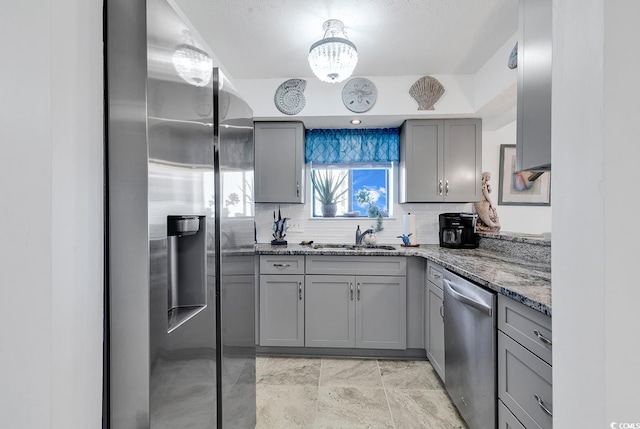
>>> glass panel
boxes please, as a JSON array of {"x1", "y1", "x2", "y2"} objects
[{"x1": 311, "y1": 164, "x2": 392, "y2": 218}]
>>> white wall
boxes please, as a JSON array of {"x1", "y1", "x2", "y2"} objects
[
  {"x1": 553, "y1": 0, "x2": 640, "y2": 426},
  {"x1": 482, "y1": 121, "x2": 552, "y2": 234},
  {"x1": 0, "y1": 1, "x2": 104, "y2": 428},
  {"x1": 473, "y1": 33, "x2": 518, "y2": 111},
  {"x1": 255, "y1": 201, "x2": 471, "y2": 245}
]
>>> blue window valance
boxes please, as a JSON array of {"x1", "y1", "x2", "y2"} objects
[{"x1": 305, "y1": 128, "x2": 400, "y2": 164}]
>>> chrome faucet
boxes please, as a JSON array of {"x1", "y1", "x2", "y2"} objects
[{"x1": 355, "y1": 225, "x2": 375, "y2": 246}]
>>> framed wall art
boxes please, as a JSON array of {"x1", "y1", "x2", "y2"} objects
[{"x1": 498, "y1": 144, "x2": 551, "y2": 206}]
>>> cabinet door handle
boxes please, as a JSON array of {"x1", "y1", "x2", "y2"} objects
[
  {"x1": 298, "y1": 282, "x2": 302, "y2": 300},
  {"x1": 432, "y1": 272, "x2": 441, "y2": 279},
  {"x1": 534, "y1": 330, "x2": 552, "y2": 346},
  {"x1": 273, "y1": 263, "x2": 291, "y2": 268},
  {"x1": 438, "y1": 180, "x2": 443, "y2": 196},
  {"x1": 534, "y1": 394, "x2": 552, "y2": 417},
  {"x1": 440, "y1": 304, "x2": 444, "y2": 319},
  {"x1": 445, "y1": 180, "x2": 449, "y2": 196},
  {"x1": 357, "y1": 283, "x2": 361, "y2": 301},
  {"x1": 296, "y1": 181, "x2": 300, "y2": 197},
  {"x1": 350, "y1": 283, "x2": 354, "y2": 300}
]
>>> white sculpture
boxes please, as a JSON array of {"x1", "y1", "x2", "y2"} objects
[{"x1": 474, "y1": 171, "x2": 501, "y2": 232}]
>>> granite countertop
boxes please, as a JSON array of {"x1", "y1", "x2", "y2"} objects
[{"x1": 255, "y1": 243, "x2": 552, "y2": 317}]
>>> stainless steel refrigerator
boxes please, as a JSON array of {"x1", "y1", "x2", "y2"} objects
[{"x1": 105, "y1": 0, "x2": 256, "y2": 427}]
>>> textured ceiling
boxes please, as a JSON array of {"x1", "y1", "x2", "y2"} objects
[{"x1": 173, "y1": 0, "x2": 519, "y2": 81}]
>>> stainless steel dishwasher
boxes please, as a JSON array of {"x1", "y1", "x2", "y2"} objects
[{"x1": 443, "y1": 269, "x2": 496, "y2": 429}]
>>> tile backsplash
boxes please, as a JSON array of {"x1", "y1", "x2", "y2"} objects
[{"x1": 255, "y1": 202, "x2": 472, "y2": 245}]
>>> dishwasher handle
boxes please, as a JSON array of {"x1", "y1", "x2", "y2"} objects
[{"x1": 443, "y1": 278, "x2": 493, "y2": 316}]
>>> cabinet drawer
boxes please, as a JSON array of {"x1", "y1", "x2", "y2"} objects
[
  {"x1": 306, "y1": 255, "x2": 406, "y2": 276},
  {"x1": 222, "y1": 255, "x2": 255, "y2": 275},
  {"x1": 426, "y1": 261, "x2": 444, "y2": 289},
  {"x1": 260, "y1": 255, "x2": 305, "y2": 274},
  {"x1": 499, "y1": 400, "x2": 526, "y2": 429},
  {"x1": 498, "y1": 295, "x2": 552, "y2": 365},
  {"x1": 499, "y1": 332, "x2": 552, "y2": 429}
]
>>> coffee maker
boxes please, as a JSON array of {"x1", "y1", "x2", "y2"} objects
[{"x1": 439, "y1": 213, "x2": 480, "y2": 248}]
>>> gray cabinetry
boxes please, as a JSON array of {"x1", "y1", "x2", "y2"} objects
[
  {"x1": 305, "y1": 274, "x2": 407, "y2": 350},
  {"x1": 425, "y1": 260, "x2": 445, "y2": 382},
  {"x1": 498, "y1": 295, "x2": 553, "y2": 428},
  {"x1": 259, "y1": 255, "x2": 305, "y2": 347},
  {"x1": 222, "y1": 255, "x2": 256, "y2": 347},
  {"x1": 356, "y1": 275, "x2": 407, "y2": 349},
  {"x1": 305, "y1": 275, "x2": 355, "y2": 348},
  {"x1": 305, "y1": 255, "x2": 406, "y2": 276},
  {"x1": 498, "y1": 294, "x2": 552, "y2": 365},
  {"x1": 499, "y1": 400, "x2": 526, "y2": 429},
  {"x1": 399, "y1": 119, "x2": 482, "y2": 203},
  {"x1": 406, "y1": 257, "x2": 425, "y2": 349},
  {"x1": 254, "y1": 121, "x2": 305, "y2": 203},
  {"x1": 516, "y1": 0, "x2": 552, "y2": 171},
  {"x1": 305, "y1": 256, "x2": 407, "y2": 350}
]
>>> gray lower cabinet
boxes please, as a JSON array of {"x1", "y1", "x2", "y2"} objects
[
  {"x1": 259, "y1": 274, "x2": 304, "y2": 346},
  {"x1": 399, "y1": 119, "x2": 482, "y2": 203},
  {"x1": 499, "y1": 400, "x2": 526, "y2": 429},
  {"x1": 305, "y1": 274, "x2": 407, "y2": 350},
  {"x1": 222, "y1": 274, "x2": 256, "y2": 347},
  {"x1": 305, "y1": 275, "x2": 355, "y2": 348},
  {"x1": 498, "y1": 295, "x2": 553, "y2": 429},
  {"x1": 426, "y1": 281, "x2": 445, "y2": 381},
  {"x1": 254, "y1": 121, "x2": 305, "y2": 203},
  {"x1": 357, "y1": 275, "x2": 407, "y2": 349},
  {"x1": 425, "y1": 261, "x2": 445, "y2": 381}
]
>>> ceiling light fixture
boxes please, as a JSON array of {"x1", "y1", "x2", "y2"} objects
[
  {"x1": 172, "y1": 31, "x2": 213, "y2": 87},
  {"x1": 308, "y1": 19, "x2": 358, "y2": 83}
]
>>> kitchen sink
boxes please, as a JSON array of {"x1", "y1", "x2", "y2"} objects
[{"x1": 312, "y1": 243, "x2": 396, "y2": 251}]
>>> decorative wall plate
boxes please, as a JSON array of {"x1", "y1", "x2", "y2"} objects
[
  {"x1": 342, "y1": 77, "x2": 377, "y2": 113},
  {"x1": 274, "y1": 78, "x2": 307, "y2": 115}
]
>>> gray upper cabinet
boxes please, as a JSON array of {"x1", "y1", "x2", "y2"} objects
[
  {"x1": 516, "y1": 0, "x2": 552, "y2": 171},
  {"x1": 254, "y1": 121, "x2": 305, "y2": 203},
  {"x1": 399, "y1": 119, "x2": 482, "y2": 203}
]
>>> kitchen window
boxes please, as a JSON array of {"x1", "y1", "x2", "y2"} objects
[
  {"x1": 309, "y1": 163, "x2": 393, "y2": 218},
  {"x1": 305, "y1": 127, "x2": 399, "y2": 219}
]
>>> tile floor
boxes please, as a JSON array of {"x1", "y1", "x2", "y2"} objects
[{"x1": 256, "y1": 356, "x2": 467, "y2": 429}]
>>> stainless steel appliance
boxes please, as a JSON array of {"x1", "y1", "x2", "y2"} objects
[
  {"x1": 106, "y1": 0, "x2": 256, "y2": 427},
  {"x1": 443, "y1": 269, "x2": 496, "y2": 429},
  {"x1": 439, "y1": 212, "x2": 480, "y2": 248}
]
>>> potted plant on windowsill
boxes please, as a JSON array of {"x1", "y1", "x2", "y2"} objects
[{"x1": 311, "y1": 169, "x2": 349, "y2": 217}]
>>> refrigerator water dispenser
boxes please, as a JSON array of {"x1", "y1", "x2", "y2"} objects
[{"x1": 167, "y1": 215, "x2": 206, "y2": 332}]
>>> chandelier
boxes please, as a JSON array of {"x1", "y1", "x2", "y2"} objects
[
  {"x1": 308, "y1": 19, "x2": 358, "y2": 83},
  {"x1": 172, "y1": 31, "x2": 213, "y2": 87}
]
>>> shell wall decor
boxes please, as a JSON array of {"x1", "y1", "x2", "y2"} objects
[
  {"x1": 409, "y1": 75, "x2": 445, "y2": 110},
  {"x1": 508, "y1": 42, "x2": 518, "y2": 69},
  {"x1": 274, "y1": 78, "x2": 307, "y2": 115}
]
